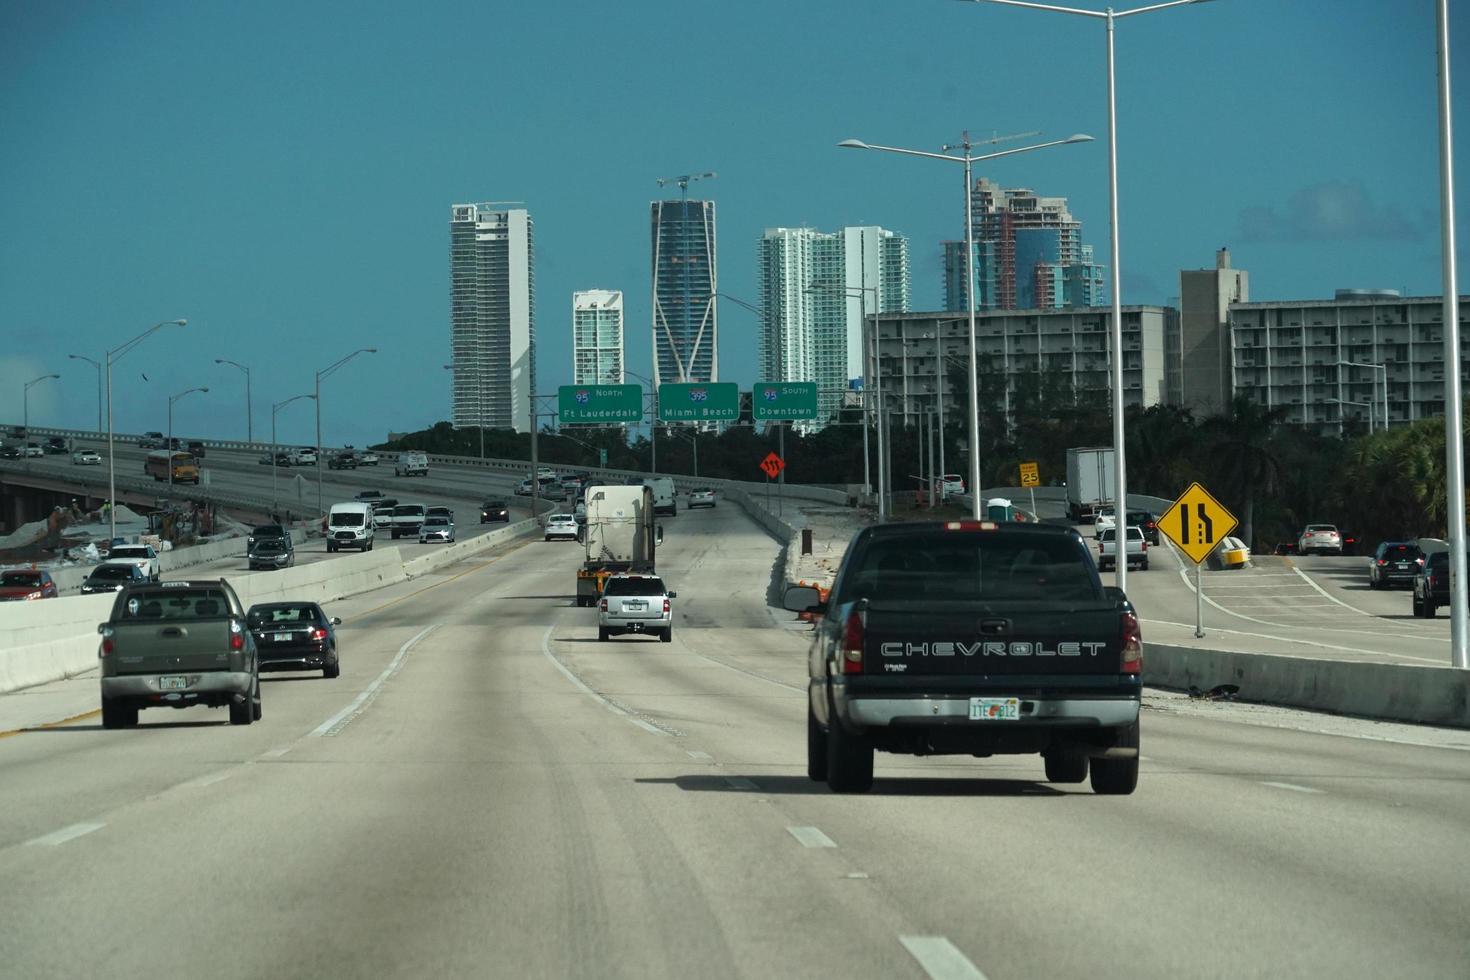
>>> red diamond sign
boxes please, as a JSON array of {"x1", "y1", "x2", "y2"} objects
[{"x1": 759, "y1": 452, "x2": 785, "y2": 480}]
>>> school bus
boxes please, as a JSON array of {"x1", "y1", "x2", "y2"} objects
[{"x1": 144, "y1": 450, "x2": 200, "y2": 484}]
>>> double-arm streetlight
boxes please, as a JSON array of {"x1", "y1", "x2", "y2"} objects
[
  {"x1": 214, "y1": 358, "x2": 253, "y2": 443},
  {"x1": 958, "y1": 0, "x2": 1212, "y2": 588},
  {"x1": 806, "y1": 281, "x2": 885, "y2": 517},
  {"x1": 106, "y1": 318, "x2": 188, "y2": 540},
  {"x1": 67, "y1": 354, "x2": 103, "y2": 432},
  {"x1": 23, "y1": 374, "x2": 60, "y2": 432},
  {"x1": 839, "y1": 132, "x2": 1094, "y2": 520},
  {"x1": 272, "y1": 394, "x2": 316, "y2": 514},
  {"x1": 166, "y1": 387, "x2": 209, "y2": 490},
  {"x1": 315, "y1": 348, "x2": 376, "y2": 517}
]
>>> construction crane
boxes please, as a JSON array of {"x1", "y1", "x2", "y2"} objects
[{"x1": 656, "y1": 172, "x2": 716, "y2": 201}]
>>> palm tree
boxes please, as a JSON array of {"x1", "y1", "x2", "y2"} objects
[{"x1": 1203, "y1": 396, "x2": 1288, "y2": 549}]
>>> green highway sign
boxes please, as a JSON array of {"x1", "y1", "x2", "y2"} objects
[
  {"x1": 752, "y1": 381, "x2": 819, "y2": 421},
  {"x1": 558, "y1": 384, "x2": 643, "y2": 424},
  {"x1": 658, "y1": 382, "x2": 740, "y2": 422}
]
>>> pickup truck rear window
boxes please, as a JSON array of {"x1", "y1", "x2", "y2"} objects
[
  {"x1": 840, "y1": 533, "x2": 1099, "y2": 603},
  {"x1": 120, "y1": 589, "x2": 232, "y2": 620},
  {"x1": 603, "y1": 577, "x2": 667, "y2": 596}
]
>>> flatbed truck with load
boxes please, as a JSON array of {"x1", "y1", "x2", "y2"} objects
[{"x1": 576, "y1": 484, "x2": 661, "y2": 606}]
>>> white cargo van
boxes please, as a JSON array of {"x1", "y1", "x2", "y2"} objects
[
  {"x1": 643, "y1": 476, "x2": 677, "y2": 516},
  {"x1": 326, "y1": 502, "x2": 375, "y2": 552},
  {"x1": 394, "y1": 451, "x2": 428, "y2": 477}
]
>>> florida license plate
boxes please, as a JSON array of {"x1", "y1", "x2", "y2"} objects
[
  {"x1": 274, "y1": 633, "x2": 292, "y2": 642},
  {"x1": 159, "y1": 675, "x2": 188, "y2": 691},
  {"x1": 969, "y1": 697, "x2": 1020, "y2": 721}
]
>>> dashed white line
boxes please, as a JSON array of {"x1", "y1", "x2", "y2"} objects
[
  {"x1": 313, "y1": 625, "x2": 438, "y2": 737},
  {"x1": 259, "y1": 746, "x2": 291, "y2": 759},
  {"x1": 899, "y1": 936, "x2": 989, "y2": 980},
  {"x1": 25, "y1": 822, "x2": 104, "y2": 847},
  {"x1": 686, "y1": 750, "x2": 713, "y2": 761},
  {"x1": 1262, "y1": 781, "x2": 1324, "y2": 794},
  {"x1": 181, "y1": 770, "x2": 233, "y2": 789},
  {"x1": 787, "y1": 825, "x2": 837, "y2": 848}
]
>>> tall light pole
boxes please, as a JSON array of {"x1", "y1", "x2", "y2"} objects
[
  {"x1": 23, "y1": 373, "x2": 60, "y2": 433},
  {"x1": 961, "y1": 0, "x2": 1211, "y2": 590},
  {"x1": 106, "y1": 319, "x2": 188, "y2": 540},
  {"x1": 214, "y1": 358, "x2": 253, "y2": 443},
  {"x1": 625, "y1": 368, "x2": 658, "y2": 472},
  {"x1": 807, "y1": 281, "x2": 883, "y2": 517},
  {"x1": 166, "y1": 387, "x2": 208, "y2": 491},
  {"x1": 839, "y1": 132, "x2": 1094, "y2": 520},
  {"x1": 272, "y1": 394, "x2": 315, "y2": 515},
  {"x1": 68, "y1": 354, "x2": 102, "y2": 432},
  {"x1": 315, "y1": 348, "x2": 376, "y2": 517}
]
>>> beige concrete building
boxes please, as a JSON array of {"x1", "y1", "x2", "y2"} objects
[{"x1": 1177, "y1": 248, "x2": 1249, "y2": 416}]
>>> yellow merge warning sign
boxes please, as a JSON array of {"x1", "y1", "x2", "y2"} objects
[{"x1": 1159, "y1": 482, "x2": 1239, "y2": 565}]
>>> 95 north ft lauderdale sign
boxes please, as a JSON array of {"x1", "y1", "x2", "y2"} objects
[{"x1": 558, "y1": 384, "x2": 643, "y2": 423}]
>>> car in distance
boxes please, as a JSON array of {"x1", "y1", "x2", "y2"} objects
[
  {"x1": 598, "y1": 573, "x2": 676, "y2": 642},
  {"x1": 1369, "y1": 541, "x2": 1424, "y2": 589},
  {"x1": 108, "y1": 543, "x2": 161, "y2": 582},
  {"x1": 390, "y1": 503, "x2": 426, "y2": 539},
  {"x1": 81, "y1": 562, "x2": 149, "y2": 594},
  {"x1": 481, "y1": 500, "x2": 509, "y2": 523},
  {"x1": 326, "y1": 502, "x2": 375, "y2": 552},
  {"x1": 248, "y1": 537, "x2": 295, "y2": 570},
  {"x1": 1126, "y1": 509, "x2": 1159, "y2": 546},
  {"x1": 355, "y1": 489, "x2": 385, "y2": 503},
  {"x1": 426, "y1": 505, "x2": 454, "y2": 522},
  {"x1": 72, "y1": 448, "x2": 102, "y2": 465},
  {"x1": 327, "y1": 451, "x2": 358, "y2": 470},
  {"x1": 688, "y1": 488, "x2": 716, "y2": 509},
  {"x1": 1298, "y1": 524, "x2": 1343, "y2": 555},
  {"x1": 290, "y1": 447, "x2": 318, "y2": 466},
  {"x1": 247, "y1": 524, "x2": 292, "y2": 552},
  {"x1": 544, "y1": 513, "x2": 578, "y2": 542},
  {"x1": 1413, "y1": 551, "x2": 1450, "y2": 617},
  {"x1": 418, "y1": 514, "x2": 455, "y2": 543},
  {"x1": 247, "y1": 602, "x2": 342, "y2": 678},
  {"x1": 358, "y1": 450, "x2": 380, "y2": 466},
  {"x1": 0, "y1": 568, "x2": 58, "y2": 601},
  {"x1": 23, "y1": 442, "x2": 44, "y2": 458},
  {"x1": 137, "y1": 431, "x2": 166, "y2": 449},
  {"x1": 394, "y1": 451, "x2": 429, "y2": 477},
  {"x1": 1097, "y1": 525, "x2": 1149, "y2": 572},
  {"x1": 186, "y1": 440, "x2": 207, "y2": 459},
  {"x1": 98, "y1": 579, "x2": 261, "y2": 728},
  {"x1": 0, "y1": 445, "x2": 22, "y2": 460},
  {"x1": 43, "y1": 436, "x2": 68, "y2": 455}
]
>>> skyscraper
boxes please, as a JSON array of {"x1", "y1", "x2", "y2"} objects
[
  {"x1": 943, "y1": 177, "x2": 1104, "y2": 312},
  {"x1": 572, "y1": 290, "x2": 625, "y2": 386},
  {"x1": 449, "y1": 203, "x2": 535, "y2": 432},
  {"x1": 650, "y1": 198, "x2": 717, "y2": 385},
  {"x1": 757, "y1": 226, "x2": 910, "y2": 426}
]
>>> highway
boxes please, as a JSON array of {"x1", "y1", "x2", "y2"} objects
[{"x1": 1, "y1": 498, "x2": 1467, "y2": 979}]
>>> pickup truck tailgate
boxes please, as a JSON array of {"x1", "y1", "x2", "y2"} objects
[
  {"x1": 108, "y1": 586, "x2": 238, "y2": 674},
  {"x1": 860, "y1": 600, "x2": 1125, "y2": 676}
]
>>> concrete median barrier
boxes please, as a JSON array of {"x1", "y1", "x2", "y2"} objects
[{"x1": 1146, "y1": 643, "x2": 1470, "y2": 729}]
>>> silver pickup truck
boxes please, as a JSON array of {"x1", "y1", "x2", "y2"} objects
[{"x1": 1096, "y1": 526, "x2": 1149, "y2": 572}]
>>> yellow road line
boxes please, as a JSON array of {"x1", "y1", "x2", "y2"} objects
[{"x1": 0, "y1": 708, "x2": 102, "y2": 740}]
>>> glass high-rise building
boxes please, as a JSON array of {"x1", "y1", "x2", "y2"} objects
[
  {"x1": 449, "y1": 204, "x2": 534, "y2": 432},
  {"x1": 572, "y1": 290, "x2": 625, "y2": 386},
  {"x1": 650, "y1": 199, "x2": 718, "y2": 385},
  {"x1": 757, "y1": 226, "x2": 910, "y2": 427}
]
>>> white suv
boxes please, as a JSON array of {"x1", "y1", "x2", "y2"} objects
[{"x1": 598, "y1": 574, "x2": 676, "y2": 643}]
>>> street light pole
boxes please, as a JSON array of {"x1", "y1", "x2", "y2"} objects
[
  {"x1": 67, "y1": 354, "x2": 102, "y2": 432},
  {"x1": 272, "y1": 394, "x2": 315, "y2": 515},
  {"x1": 23, "y1": 374, "x2": 60, "y2": 433},
  {"x1": 964, "y1": 0, "x2": 1211, "y2": 591},
  {"x1": 839, "y1": 131, "x2": 1094, "y2": 520},
  {"x1": 214, "y1": 358, "x2": 253, "y2": 443},
  {"x1": 106, "y1": 319, "x2": 188, "y2": 540},
  {"x1": 807, "y1": 281, "x2": 883, "y2": 518},
  {"x1": 315, "y1": 348, "x2": 377, "y2": 518},
  {"x1": 166, "y1": 387, "x2": 209, "y2": 492}
]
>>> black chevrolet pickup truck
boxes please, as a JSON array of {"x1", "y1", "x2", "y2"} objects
[{"x1": 785, "y1": 521, "x2": 1142, "y2": 794}]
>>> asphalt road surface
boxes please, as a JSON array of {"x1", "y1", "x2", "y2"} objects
[{"x1": 1, "y1": 502, "x2": 1467, "y2": 979}]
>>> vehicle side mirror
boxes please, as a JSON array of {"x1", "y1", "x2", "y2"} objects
[
  {"x1": 331, "y1": 617, "x2": 342, "y2": 625},
  {"x1": 1102, "y1": 585, "x2": 1126, "y2": 603},
  {"x1": 783, "y1": 585, "x2": 825, "y2": 613},
  {"x1": 668, "y1": 592, "x2": 678, "y2": 599},
  {"x1": 655, "y1": 526, "x2": 664, "y2": 546},
  {"x1": 96, "y1": 623, "x2": 107, "y2": 634}
]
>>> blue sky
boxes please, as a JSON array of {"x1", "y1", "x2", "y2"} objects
[{"x1": 2, "y1": 0, "x2": 1466, "y2": 447}]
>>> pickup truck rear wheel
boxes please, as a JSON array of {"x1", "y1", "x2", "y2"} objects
[
  {"x1": 660, "y1": 628, "x2": 672, "y2": 643},
  {"x1": 1044, "y1": 749, "x2": 1088, "y2": 783},
  {"x1": 1425, "y1": 599, "x2": 1437, "y2": 618},
  {"x1": 826, "y1": 721, "x2": 874, "y2": 793},
  {"x1": 229, "y1": 688, "x2": 255, "y2": 727},
  {"x1": 807, "y1": 705, "x2": 828, "y2": 782},
  {"x1": 597, "y1": 627, "x2": 609, "y2": 642},
  {"x1": 1089, "y1": 722, "x2": 1139, "y2": 795},
  {"x1": 101, "y1": 700, "x2": 138, "y2": 729}
]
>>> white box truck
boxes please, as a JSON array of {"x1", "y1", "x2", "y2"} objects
[
  {"x1": 576, "y1": 484, "x2": 660, "y2": 606},
  {"x1": 1065, "y1": 446, "x2": 1116, "y2": 523}
]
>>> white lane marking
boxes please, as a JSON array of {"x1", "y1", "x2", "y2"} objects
[
  {"x1": 724, "y1": 777, "x2": 758, "y2": 790},
  {"x1": 845, "y1": 872, "x2": 871, "y2": 879},
  {"x1": 26, "y1": 822, "x2": 104, "y2": 847},
  {"x1": 899, "y1": 936, "x2": 989, "y2": 980},
  {"x1": 1144, "y1": 618, "x2": 1448, "y2": 664},
  {"x1": 1290, "y1": 567, "x2": 1377, "y2": 618},
  {"x1": 787, "y1": 825, "x2": 837, "y2": 848},
  {"x1": 181, "y1": 770, "x2": 233, "y2": 789},
  {"x1": 539, "y1": 626, "x2": 670, "y2": 736},
  {"x1": 686, "y1": 750, "x2": 713, "y2": 761},
  {"x1": 312, "y1": 625, "x2": 438, "y2": 737},
  {"x1": 1262, "y1": 781, "x2": 1325, "y2": 794},
  {"x1": 259, "y1": 746, "x2": 291, "y2": 759}
]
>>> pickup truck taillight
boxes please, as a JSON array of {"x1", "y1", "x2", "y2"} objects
[
  {"x1": 100, "y1": 626, "x2": 114, "y2": 657},
  {"x1": 229, "y1": 620, "x2": 245, "y2": 651},
  {"x1": 841, "y1": 608, "x2": 865, "y2": 674},
  {"x1": 1120, "y1": 611, "x2": 1142, "y2": 675},
  {"x1": 663, "y1": 599, "x2": 670, "y2": 614}
]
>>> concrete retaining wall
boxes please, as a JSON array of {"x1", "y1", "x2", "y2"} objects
[{"x1": 1147, "y1": 643, "x2": 1470, "y2": 729}]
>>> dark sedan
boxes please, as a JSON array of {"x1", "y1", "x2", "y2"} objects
[
  {"x1": 246, "y1": 602, "x2": 342, "y2": 678},
  {"x1": 481, "y1": 500, "x2": 510, "y2": 523},
  {"x1": 80, "y1": 562, "x2": 148, "y2": 594},
  {"x1": 0, "y1": 445, "x2": 22, "y2": 460},
  {"x1": 1369, "y1": 541, "x2": 1423, "y2": 589},
  {"x1": 248, "y1": 538, "x2": 295, "y2": 570}
]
